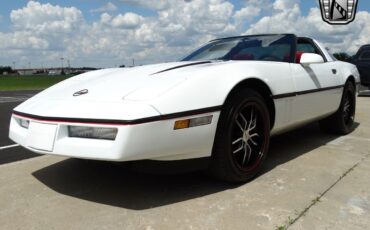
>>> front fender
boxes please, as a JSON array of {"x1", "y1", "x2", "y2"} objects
[{"x1": 147, "y1": 61, "x2": 294, "y2": 115}]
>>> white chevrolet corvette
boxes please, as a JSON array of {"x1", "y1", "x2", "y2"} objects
[{"x1": 9, "y1": 34, "x2": 360, "y2": 182}]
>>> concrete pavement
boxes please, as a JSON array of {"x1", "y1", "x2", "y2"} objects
[{"x1": 0, "y1": 97, "x2": 369, "y2": 230}]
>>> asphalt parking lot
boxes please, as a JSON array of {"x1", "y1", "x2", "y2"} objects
[
  {"x1": 0, "y1": 91, "x2": 369, "y2": 230},
  {"x1": 0, "y1": 90, "x2": 40, "y2": 164}
]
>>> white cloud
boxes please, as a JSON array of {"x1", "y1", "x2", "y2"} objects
[
  {"x1": 0, "y1": 0, "x2": 239, "y2": 67},
  {"x1": 273, "y1": 0, "x2": 297, "y2": 11},
  {"x1": 245, "y1": 0, "x2": 370, "y2": 54},
  {"x1": 111, "y1": 12, "x2": 143, "y2": 28},
  {"x1": 246, "y1": 1, "x2": 301, "y2": 34},
  {"x1": 234, "y1": 6, "x2": 261, "y2": 23},
  {"x1": 155, "y1": 0, "x2": 235, "y2": 40},
  {"x1": 0, "y1": 31, "x2": 49, "y2": 50},
  {"x1": 100, "y1": 13, "x2": 112, "y2": 24},
  {"x1": 90, "y1": 2, "x2": 118, "y2": 13},
  {"x1": 10, "y1": 1, "x2": 83, "y2": 33}
]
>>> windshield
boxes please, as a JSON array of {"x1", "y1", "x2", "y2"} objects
[{"x1": 182, "y1": 34, "x2": 295, "y2": 63}]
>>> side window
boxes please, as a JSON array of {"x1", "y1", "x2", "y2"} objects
[
  {"x1": 360, "y1": 51, "x2": 370, "y2": 60},
  {"x1": 297, "y1": 43, "x2": 316, "y2": 53},
  {"x1": 296, "y1": 39, "x2": 326, "y2": 63}
]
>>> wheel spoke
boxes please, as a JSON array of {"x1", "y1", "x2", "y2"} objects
[
  {"x1": 248, "y1": 108, "x2": 254, "y2": 128},
  {"x1": 249, "y1": 133, "x2": 259, "y2": 146},
  {"x1": 232, "y1": 137, "x2": 243, "y2": 145},
  {"x1": 248, "y1": 109, "x2": 257, "y2": 132},
  {"x1": 343, "y1": 97, "x2": 352, "y2": 122},
  {"x1": 344, "y1": 100, "x2": 350, "y2": 112},
  {"x1": 233, "y1": 144, "x2": 244, "y2": 154},
  {"x1": 239, "y1": 113, "x2": 248, "y2": 129},
  {"x1": 235, "y1": 119, "x2": 244, "y2": 132},
  {"x1": 243, "y1": 144, "x2": 252, "y2": 165},
  {"x1": 251, "y1": 121, "x2": 257, "y2": 131},
  {"x1": 242, "y1": 145, "x2": 247, "y2": 165}
]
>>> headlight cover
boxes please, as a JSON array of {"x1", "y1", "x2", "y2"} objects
[
  {"x1": 15, "y1": 117, "x2": 30, "y2": 129},
  {"x1": 68, "y1": 126, "x2": 118, "y2": 140}
]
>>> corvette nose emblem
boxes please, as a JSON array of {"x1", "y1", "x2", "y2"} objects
[{"x1": 73, "y1": 89, "x2": 89, "y2": 96}]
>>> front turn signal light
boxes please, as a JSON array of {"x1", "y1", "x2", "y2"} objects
[
  {"x1": 174, "y1": 119, "x2": 190, "y2": 130},
  {"x1": 174, "y1": 115, "x2": 213, "y2": 130}
]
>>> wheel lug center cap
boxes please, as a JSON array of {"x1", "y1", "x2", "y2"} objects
[{"x1": 243, "y1": 131, "x2": 250, "y2": 142}]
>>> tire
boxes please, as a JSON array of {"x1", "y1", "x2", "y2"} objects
[
  {"x1": 209, "y1": 89, "x2": 270, "y2": 183},
  {"x1": 319, "y1": 82, "x2": 356, "y2": 135}
]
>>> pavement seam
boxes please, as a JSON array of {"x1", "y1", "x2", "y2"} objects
[
  {"x1": 0, "y1": 144, "x2": 20, "y2": 150},
  {"x1": 277, "y1": 153, "x2": 370, "y2": 230}
]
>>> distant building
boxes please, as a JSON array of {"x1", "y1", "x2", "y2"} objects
[
  {"x1": 17, "y1": 69, "x2": 35, "y2": 75},
  {"x1": 14, "y1": 67, "x2": 99, "y2": 76},
  {"x1": 48, "y1": 70, "x2": 62, "y2": 75}
]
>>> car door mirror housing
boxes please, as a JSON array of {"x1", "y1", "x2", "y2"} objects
[{"x1": 299, "y1": 53, "x2": 325, "y2": 66}]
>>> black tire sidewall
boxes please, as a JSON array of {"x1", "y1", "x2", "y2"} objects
[
  {"x1": 211, "y1": 89, "x2": 270, "y2": 182},
  {"x1": 339, "y1": 83, "x2": 356, "y2": 133}
]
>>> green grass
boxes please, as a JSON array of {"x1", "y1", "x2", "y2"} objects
[{"x1": 0, "y1": 75, "x2": 72, "y2": 91}]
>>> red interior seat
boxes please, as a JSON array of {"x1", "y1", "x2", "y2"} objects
[
  {"x1": 283, "y1": 51, "x2": 305, "y2": 63},
  {"x1": 295, "y1": 51, "x2": 304, "y2": 63}
]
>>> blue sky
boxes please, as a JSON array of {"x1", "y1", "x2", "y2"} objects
[
  {"x1": 0, "y1": 0, "x2": 151, "y2": 31},
  {"x1": 1, "y1": 0, "x2": 368, "y2": 28},
  {"x1": 0, "y1": 1, "x2": 327, "y2": 31},
  {"x1": 0, "y1": 0, "x2": 369, "y2": 68}
]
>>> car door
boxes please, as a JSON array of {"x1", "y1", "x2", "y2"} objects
[{"x1": 290, "y1": 38, "x2": 342, "y2": 124}]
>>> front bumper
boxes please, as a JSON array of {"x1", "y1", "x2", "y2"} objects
[{"x1": 9, "y1": 111, "x2": 220, "y2": 161}]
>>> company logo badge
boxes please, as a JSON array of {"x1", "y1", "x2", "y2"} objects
[
  {"x1": 73, "y1": 89, "x2": 89, "y2": 96},
  {"x1": 319, "y1": 0, "x2": 359, "y2": 25}
]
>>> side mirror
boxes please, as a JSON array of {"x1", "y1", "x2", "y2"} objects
[{"x1": 299, "y1": 53, "x2": 324, "y2": 66}]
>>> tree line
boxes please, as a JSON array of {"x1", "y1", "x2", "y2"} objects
[{"x1": 0, "y1": 66, "x2": 17, "y2": 75}]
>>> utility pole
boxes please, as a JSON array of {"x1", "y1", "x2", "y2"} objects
[
  {"x1": 67, "y1": 59, "x2": 70, "y2": 74},
  {"x1": 132, "y1": 59, "x2": 135, "y2": 67},
  {"x1": 60, "y1": 57, "x2": 64, "y2": 74},
  {"x1": 12, "y1": 61, "x2": 16, "y2": 70}
]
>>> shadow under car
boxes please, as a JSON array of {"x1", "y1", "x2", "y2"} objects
[{"x1": 32, "y1": 122, "x2": 359, "y2": 210}]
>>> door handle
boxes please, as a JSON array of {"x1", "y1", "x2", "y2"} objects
[{"x1": 332, "y1": 69, "x2": 337, "y2": 74}]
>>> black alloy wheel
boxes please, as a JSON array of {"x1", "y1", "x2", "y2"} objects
[
  {"x1": 210, "y1": 89, "x2": 270, "y2": 183},
  {"x1": 231, "y1": 102, "x2": 268, "y2": 172},
  {"x1": 319, "y1": 82, "x2": 356, "y2": 134},
  {"x1": 342, "y1": 89, "x2": 355, "y2": 128}
]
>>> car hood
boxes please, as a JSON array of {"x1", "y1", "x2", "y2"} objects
[
  {"x1": 14, "y1": 60, "x2": 233, "y2": 118},
  {"x1": 28, "y1": 61, "x2": 222, "y2": 103}
]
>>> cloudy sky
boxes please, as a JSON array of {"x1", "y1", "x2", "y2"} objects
[{"x1": 0, "y1": 0, "x2": 369, "y2": 68}]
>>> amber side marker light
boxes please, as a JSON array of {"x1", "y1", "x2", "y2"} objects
[{"x1": 174, "y1": 115, "x2": 213, "y2": 130}]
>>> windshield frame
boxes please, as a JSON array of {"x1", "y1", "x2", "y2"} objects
[{"x1": 181, "y1": 34, "x2": 297, "y2": 63}]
